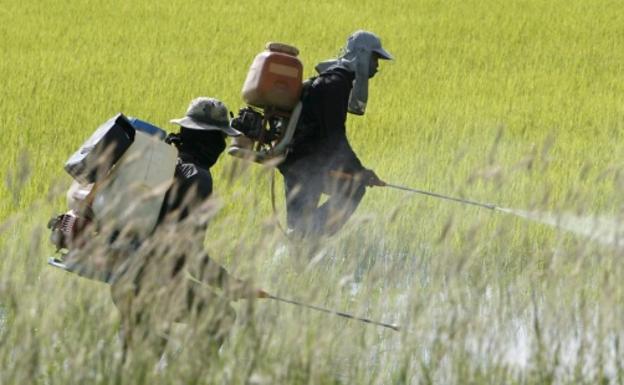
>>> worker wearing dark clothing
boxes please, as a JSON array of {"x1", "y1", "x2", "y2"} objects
[
  {"x1": 156, "y1": 122, "x2": 238, "y2": 298},
  {"x1": 282, "y1": 68, "x2": 360, "y2": 171},
  {"x1": 277, "y1": 31, "x2": 393, "y2": 238},
  {"x1": 111, "y1": 97, "x2": 262, "y2": 362},
  {"x1": 156, "y1": 98, "x2": 249, "y2": 303},
  {"x1": 157, "y1": 128, "x2": 226, "y2": 224},
  {"x1": 278, "y1": 67, "x2": 368, "y2": 236}
]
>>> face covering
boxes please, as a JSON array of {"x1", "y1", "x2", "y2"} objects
[
  {"x1": 314, "y1": 31, "x2": 393, "y2": 116},
  {"x1": 178, "y1": 128, "x2": 226, "y2": 169},
  {"x1": 314, "y1": 49, "x2": 371, "y2": 116}
]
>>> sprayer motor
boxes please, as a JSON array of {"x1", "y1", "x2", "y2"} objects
[{"x1": 230, "y1": 107, "x2": 283, "y2": 144}]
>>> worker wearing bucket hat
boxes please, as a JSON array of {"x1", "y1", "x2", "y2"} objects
[
  {"x1": 277, "y1": 30, "x2": 393, "y2": 238},
  {"x1": 111, "y1": 97, "x2": 265, "y2": 362},
  {"x1": 161, "y1": 97, "x2": 240, "y2": 221},
  {"x1": 170, "y1": 97, "x2": 240, "y2": 135},
  {"x1": 157, "y1": 95, "x2": 255, "y2": 314}
]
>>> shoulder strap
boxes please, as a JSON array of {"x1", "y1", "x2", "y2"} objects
[
  {"x1": 300, "y1": 76, "x2": 318, "y2": 101},
  {"x1": 301, "y1": 68, "x2": 350, "y2": 101}
]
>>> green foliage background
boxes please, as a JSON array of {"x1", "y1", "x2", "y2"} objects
[{"x1": 1, "y1": 0, "x2": 624, "y2": 383}]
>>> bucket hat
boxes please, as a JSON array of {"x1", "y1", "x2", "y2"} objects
[{"x1": 171, "y1": 97, "x2": 240, "y2": 136}]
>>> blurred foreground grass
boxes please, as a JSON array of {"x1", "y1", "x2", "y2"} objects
[{"x1": 1, "y1": 0, "x2": 624, "y2": 383}]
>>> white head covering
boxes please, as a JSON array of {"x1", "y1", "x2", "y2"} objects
[{"x1": 315, "y1": 30, "x2": 393, "y2": 115}]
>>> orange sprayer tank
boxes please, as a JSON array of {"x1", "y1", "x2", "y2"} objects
[{"x1": 242, "y1": 43, "x2": 303, "y2": 111}]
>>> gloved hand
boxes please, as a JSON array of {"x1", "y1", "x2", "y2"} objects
[{"x1": 360, "y1": 169, "x2": 385, "y2": 187}]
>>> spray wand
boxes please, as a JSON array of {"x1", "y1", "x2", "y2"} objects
[
  {"x1": 381, "y1": 182, "x2": 501, "y2": 211},
  {"x1": 258, "y1": 290, "x2": 400, "y2": 332},
  {"x1": 331, "y1": 170, "x2": 504, "y2": 212}
]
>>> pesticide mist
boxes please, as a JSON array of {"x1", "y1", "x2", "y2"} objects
[
  {"x1": 0, "y1": 306, "x2": 6, "y2": 335},
  {"x1": 499, "y1": 208, "x2": 624, "y2": 248}
]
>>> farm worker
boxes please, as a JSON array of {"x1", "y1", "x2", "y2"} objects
[
  {"x1": 277, "y1": 30, "x2": 393, "y2": 238},
  {"x1": 157, "y1": 97, "x2": 242, "y2": 222},
  {"x1": 111, "y1": 97, "x2": 267, "y2": 362}
]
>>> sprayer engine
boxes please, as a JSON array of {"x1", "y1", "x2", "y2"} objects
[{"x1": 231, "y1": 107, "x2": 283, "y2": 144}]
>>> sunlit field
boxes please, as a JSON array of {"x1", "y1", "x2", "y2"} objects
[{"x1": 2, "y1": 0, "x2": 624, "y2": 383}]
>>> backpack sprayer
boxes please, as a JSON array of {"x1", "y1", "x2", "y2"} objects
[
  {"x1": 47, "y1": 115, "x2": 176, "y2": 281},
  {"x1": 228, "y1": 42, "x2": 304, "y2": 162}
]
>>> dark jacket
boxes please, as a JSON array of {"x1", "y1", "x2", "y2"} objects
[
  {"x1": 158, "y1": 129, "x2": 225, "y2": 224},
  {"x1": 151, "y1": 130, "x2": 237, "y2": 292},
  {"x1": 280, "y1": 67, "x2": 364, "y2": 174}
]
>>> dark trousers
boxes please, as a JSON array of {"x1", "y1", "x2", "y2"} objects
[
  {"x1": 279, "y1": 165, "x2": 366, "y2": 237},
  {"x1": 110, "y1": 235, "x2": 236, "y2": 364}
]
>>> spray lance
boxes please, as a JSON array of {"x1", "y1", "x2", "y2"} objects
[
  {"x1": 379, "y1": 182, "x2": 502, "y2": 211},
  {"x1": 185, "y1": 273, "x2": 400, "y2": 332},
  {"x1": 332, "y1": 171, "x2": 619, "y2": 244},
  {"x1": 256, "y1": 290, "x2": 400, "y2": 332},
  {"x1": 331, "y1": 170, "x2": 508, "y2": 213}
]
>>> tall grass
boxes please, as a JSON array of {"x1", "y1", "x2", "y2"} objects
[{"x1": 1, "y1": 0, "x2": 624, "y2": 383}]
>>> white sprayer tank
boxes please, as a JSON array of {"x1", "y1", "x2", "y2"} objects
[{"x1": 91, "y1": 131, "x2": 177, "y2": 238}]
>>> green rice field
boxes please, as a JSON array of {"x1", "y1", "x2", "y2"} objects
[{"x1": 1, "y1": 0, "x2": 624, "y2": 383}]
